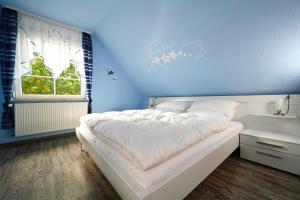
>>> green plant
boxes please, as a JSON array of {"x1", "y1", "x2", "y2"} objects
[
  {"x1": 21, "y1": 57, "x2": 81, "y2": 95},
  {"x1": 22, "y1": 76, "x2": 54, "y2": 94},
  {"x1": 58, "y1": 62, "x2": 80, "y2": 79},
  {"x1": 56, "y1": 61, "x2": 81, "y2": 95},
  {"x1": 56, "y1": 79, "x2": 81, "y2": 95},
  {"x1": 21, "y1": 56, "x2": 54, "y2": 95},
  {"x1": 30, "y1": 57, "x2": 53, "y2": 76}
]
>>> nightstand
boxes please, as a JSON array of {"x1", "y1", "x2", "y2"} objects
[{"x1": 240, "y1": 115, "x2": 300, "y2": 175}]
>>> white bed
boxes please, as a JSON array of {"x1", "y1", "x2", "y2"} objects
[
  {"x1": 77, "y1": 121, "x2": 243, "y2": 189},
  {"x1": 76, "y1": 95, "x2": 294, "y2": 200}
]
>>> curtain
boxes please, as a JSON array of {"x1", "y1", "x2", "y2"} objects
[
  {"x1": 0, "y1": 8, "x2": 18, "y2": 130},
  {"x1": 82, "y1": 32, "x2": 93, "y2": 113},
  {"x1": 15, "y1": 12, "x2": 84, "y2": 80}
]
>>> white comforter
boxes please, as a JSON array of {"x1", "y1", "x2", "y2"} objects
[{"x1": 80, "y1": 109, "x2": 230, "y2": 170}]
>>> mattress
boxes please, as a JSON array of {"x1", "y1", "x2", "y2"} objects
[{"x1": 78, "y1": 121, "x2": 243, "y2": 189}]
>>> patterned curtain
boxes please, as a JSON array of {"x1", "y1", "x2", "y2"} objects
[
  {"x1": 82, "y1": 32, "x2": 93, "y2": 113},
  {"x1": 0, "y1": 8, "x2": 18, "y2": 130}
]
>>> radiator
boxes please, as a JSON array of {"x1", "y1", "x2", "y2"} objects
[{"x1": 15, "y1": 102, "x2": 88, "y2": 137}]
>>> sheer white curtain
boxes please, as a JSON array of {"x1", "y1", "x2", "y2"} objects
[{"x1": 15, "y1": 12, "x2": 84, "y2": 79}]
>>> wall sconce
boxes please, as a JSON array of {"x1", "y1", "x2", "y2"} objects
[
  {"x1": 274, "y1": 95, "x2": 290, "y2": 116},
  {"x1": 149, "y1": 97, "x2": 158, "y2": 108}
]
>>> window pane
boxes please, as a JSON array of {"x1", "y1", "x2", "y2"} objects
[
  {"x1": 56, "y1": 60, "x2": 81, "y2": 95},
  {"x1": 31, "y1": 56, "x2": 53, "y2": 76},
  {"x1": 22, "y1": 76, "x2": 54, "y2": 94},
  {"x1": 56, "y1": 79, "x2": 81, "y2": 95},
  {"x1": 59, "y1": 61, "x2": 81, "y2": 79},
  {"x1": 21, "y1": 55, "x2": 55, "y2": 95}
]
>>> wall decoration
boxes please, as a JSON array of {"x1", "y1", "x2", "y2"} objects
[
  {"x1": 106, "y1": 68, "x2": 118, "y2": 81},
  {"x1": 146, "y1": 39, "x2": 205, "y2": 66}
]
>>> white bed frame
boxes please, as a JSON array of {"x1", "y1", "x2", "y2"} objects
[{"x1": 76, "y1": 94, "x2": 300, "y2": 200}]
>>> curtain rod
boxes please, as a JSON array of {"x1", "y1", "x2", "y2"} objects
[{"x1": 3, "y1": 5, "x2": 92, "y2": 35}]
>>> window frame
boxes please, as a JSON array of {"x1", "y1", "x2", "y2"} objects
[{"x1": 14, "y1": 70, "x2": 86, "y2": 101}]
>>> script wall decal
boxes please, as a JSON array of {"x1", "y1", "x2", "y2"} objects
[{"x1": 145, "y1": 39, "x2": 205, "y2": 66}]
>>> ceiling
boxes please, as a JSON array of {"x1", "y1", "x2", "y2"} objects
[
  {"x1": 1, "y1": 0, "x2": 300, "y2": 96},
  {"x1": 0, "y1": 0, "x2": 116, "y2": 32}
]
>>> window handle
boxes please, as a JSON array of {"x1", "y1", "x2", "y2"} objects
[
  {"x1": 256, "y1": 151, "x2": 283, "y2": 159},
  {"x1": 256, "y1": 141, "x2": 284, "y2": 149}
]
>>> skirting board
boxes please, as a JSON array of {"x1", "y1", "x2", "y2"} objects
[
  {"x1": 0, "y1": 129, "x2": 75, "y2": 145},
  {"x1": 76, "y1": 128, "x2": 239, "y2": 200}
]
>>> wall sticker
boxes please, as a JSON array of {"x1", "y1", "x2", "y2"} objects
[
  {"x1": 146, "y1": 39, "x2": 205, "y2": 66},
  {"x1": 106, "y1": 68, "x2": 118, "y2": 81}
]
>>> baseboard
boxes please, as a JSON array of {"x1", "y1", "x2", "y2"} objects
[{"x1": 0, "y1": 129, "x2": 75, "y2": 147}]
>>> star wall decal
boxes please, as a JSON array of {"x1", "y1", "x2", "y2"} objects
[
  {"x1": 169, "y1": 50, "x2": 178, "y2": 60},
  {"x1": 152, "y1": 56, "x2": 160, "y2": 64},
  {"x1": 146, "y1": 39, "x2": 205, "y2": 66},
  {"x1": 161, "y1": 54, "x2": 170, "y2": 63}
]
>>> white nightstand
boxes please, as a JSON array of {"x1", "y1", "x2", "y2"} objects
[{"x1": 240, "y1": 115, "x2": 300, "y2": 175}]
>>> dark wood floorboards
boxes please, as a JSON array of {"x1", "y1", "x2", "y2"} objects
[{"x1": 0, "y1": 135, "x2": 299, "y2": 200}]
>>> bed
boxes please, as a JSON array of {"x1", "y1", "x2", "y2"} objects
[{"x1": 77, "y1": 95, "x2": 294, "y2": 200}]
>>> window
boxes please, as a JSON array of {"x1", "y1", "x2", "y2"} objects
[
  {"x1": 56, "y1": 60, "x2": 81, "y2": 95},
  {"x1": 20, "y1": 55, "x2": 81, "y2": 96},
  {"x1": 21, "y1": 55, "x2": 54, "y2": 95},
  {"x1": 14, "y1": 12, "x2": 85, "y2": 100}
]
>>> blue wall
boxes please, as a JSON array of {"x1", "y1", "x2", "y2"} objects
[
  {"x1": 1, "y1": 0, "x2": 300, "y2": 106},
  {"x1": 92, "y1": 36, "x2": 142, "y2": 112},
  {"x1": 0, "y1": 0, "x2": 115, "y2": 32},
  {"x1": 96, "y1": 0, "x2": 300, "y2": 96}
]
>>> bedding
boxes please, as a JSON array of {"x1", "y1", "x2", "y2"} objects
[
  {"x1": 187, "y1": 100, "x2": 240, "y2": 120},
  {"x1": 154, "y1": 101, "x2": 191, "y2": 113},
  {"x1": 154, "y1": 107, "x2": 183, "y2": 113},
  {"x1": 78, "y1": 121, "x2": 243, "y2": 188},
  {"x1": 80, "y1": 109, "x2": 230, "y2": 170}
]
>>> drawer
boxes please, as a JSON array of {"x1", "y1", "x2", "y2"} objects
[
  {"x1": 240, "y1": 144, "x2": 300, "y2": 175},
  {"x1": 240, "y1": 134, "x2": 300, "y2": 156}
]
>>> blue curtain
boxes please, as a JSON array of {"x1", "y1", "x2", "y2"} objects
[
  {"x1": 0, "y1": 8, "x2": 17, "y2": 130},
  {"x1": 82, "y1": 32, "x2": 93, "y2": 113}
]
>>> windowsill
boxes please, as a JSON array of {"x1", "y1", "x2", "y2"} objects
[{"x1": 12, "y1": 98, "x2": 88, "y2": 104}]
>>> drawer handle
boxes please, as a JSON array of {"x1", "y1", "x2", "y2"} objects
[
  {"x1": 256, "y1": 141, "x2": 284, "y2": 149},
  {"x1": 256, "y1": 151, "x2": 283, "y2": 159}
]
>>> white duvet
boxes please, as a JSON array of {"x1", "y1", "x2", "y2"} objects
[{"x1": 80, "y1": 109, "x2": 230, "y2": 170}]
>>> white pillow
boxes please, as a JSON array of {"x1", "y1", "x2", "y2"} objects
[
  {"x1": 154, "y1": 108, "x2": 183, "y2": 113},
  {"x1": 155, "y1": 101, "x2": 191, "y2": 112},
  {"x1": 187, "y1": 100, "x2": 240, "y2": 120}
]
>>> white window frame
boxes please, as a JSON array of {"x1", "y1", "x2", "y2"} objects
[{"x1": 14, "y1": 71, "x2": 86, "y2": 101}]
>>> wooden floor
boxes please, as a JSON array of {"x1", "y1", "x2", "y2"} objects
[{"x1": 0, "y1": 135, "x2": 299, "y2": 200}]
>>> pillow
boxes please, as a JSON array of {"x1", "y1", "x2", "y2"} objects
[
  {"x1": 155, "y1": 101, "x2": 191, "y2": 113},
  {"x1": 154, "y1": 107, "x2": 183, "y2": 113},
  {"x1": 187, "y1": 100, "x2": 240, "y2": 120}
]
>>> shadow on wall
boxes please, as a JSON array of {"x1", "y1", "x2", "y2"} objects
[{"x1": 91, "y1": 35, "x2": 143, "y2": 113}]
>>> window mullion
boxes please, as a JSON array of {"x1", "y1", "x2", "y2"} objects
[{"x1": 54, "y1": 77, "x2": 56, "y2": 95}]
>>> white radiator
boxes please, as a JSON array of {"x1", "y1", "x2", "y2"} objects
[{"x1": 15, "y1": 102, "x2": 88, "y2": 137}]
